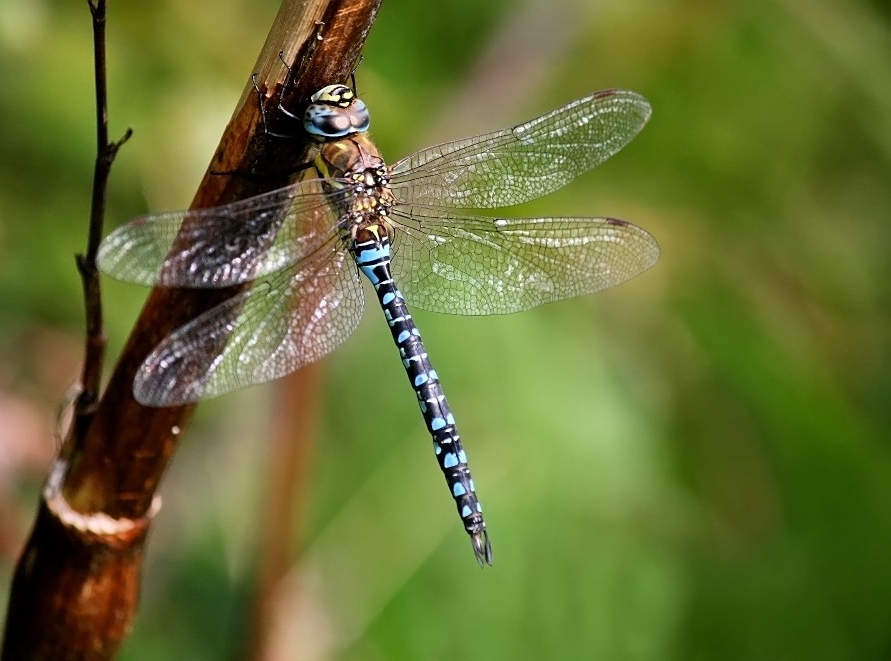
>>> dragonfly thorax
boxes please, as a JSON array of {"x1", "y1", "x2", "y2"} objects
[
  {"x1": 313, "y1": 133, "x2": 395, "y2": 240},
  {"x1": 304, "y1": 84, "x2": 370, "y2": 139},
  {"x1": 342, "y1": 164, "x2": 395, "y2": 236}
]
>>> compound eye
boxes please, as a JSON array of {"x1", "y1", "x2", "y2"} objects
[
  {"x1": 304, "y1": 104, "x2": 353, "y2": 138},
  {"x1": 303, "y1": 87, "x2": 370, "y2": 138},
  {"x1": 349, "y1": 99, "x2": 370, "y2": 132}
]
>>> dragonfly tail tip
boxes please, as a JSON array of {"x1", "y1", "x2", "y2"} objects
[{"x1": 471, "y1": 530, "x2": 493, "y2": 568}]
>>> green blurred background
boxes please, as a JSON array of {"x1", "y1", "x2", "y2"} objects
[{"x1": 2, "y1": 0, "x2": 890, "y2": 659}]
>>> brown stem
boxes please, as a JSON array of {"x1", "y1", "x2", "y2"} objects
[
  {"x1": 1, "y1": 0, "x2": 383, "y2": 658},
  {"x1": 245, "y1": 363, "x2": 324, "y2": 661}
]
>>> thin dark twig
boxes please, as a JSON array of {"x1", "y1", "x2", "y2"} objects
[{"x1": 74, "y1": 0, "x2": 132, "y2": 438}]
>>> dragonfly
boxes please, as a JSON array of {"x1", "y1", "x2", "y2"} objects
[{"x1": 98, "y1": 83, "x2": 659, "y2": 566}]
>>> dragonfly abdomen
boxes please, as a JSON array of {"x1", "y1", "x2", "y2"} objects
[{"x1": 352, "y1": 223, "x2": 492, "y2": 566}]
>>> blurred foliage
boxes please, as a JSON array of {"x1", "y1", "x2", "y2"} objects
[{"x1": 2, "y1": 0, "x2": 891, "y2": 659}]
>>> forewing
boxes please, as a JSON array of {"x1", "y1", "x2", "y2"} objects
[
  {"x1": 389, "y1": 90, "x2": 651, "y2": 209},
  {"x1": 134, "y1": 247, "x2": 363, "y2": 406},
  {"x1": 389, "y1": 206, "x2": 659, "y2": 315},
  {"x1": 98, "y1": 178, "x2": 350, "y2": 287}
]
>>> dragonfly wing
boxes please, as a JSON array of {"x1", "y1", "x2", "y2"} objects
[
  {"x1": 134, "y1": 247, "x2": 363, "y2": 406},
  {"x1": 389, "y1": 90, "x2": 651, "y2": 209},
  {"x1": 389, "y1": 206, "x2": 659, "y2": 315},
  {"x1": 98, "y1": 178, "x2": 350, "y2": 288}
]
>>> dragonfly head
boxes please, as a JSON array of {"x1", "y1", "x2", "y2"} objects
[{"x1": 304, "y1": 84, "x2": 370, "y2": 140}]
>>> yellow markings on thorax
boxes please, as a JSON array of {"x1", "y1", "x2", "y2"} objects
[{"x1": 313, "y1": 133, "x2": 393, "y2": 239}]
